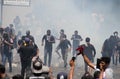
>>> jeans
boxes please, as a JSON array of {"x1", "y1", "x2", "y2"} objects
[
  {"x1": 0, "y1": 46, "x2": 3, "y2": 62},
  {"x1": 20, "y1": 59, "x2": 31, "y2": 78},
  {"x1": 2, "y1": 52, "x2": 12, "y2": 72},
  {"x1": 112, "y1": 52, "x2": 120, "y2": 65},
  {"x1": 72, "y1": 44, "x2": 79, "y2": 57},
  {"x1": 44, "y1": 48, "x2": 52, "y2": 67},
  {"x1": 61, "y1": 49, "x2": 68, "y2": 67}
]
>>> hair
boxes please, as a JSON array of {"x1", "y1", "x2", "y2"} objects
[
  {"x1": 57, "y1": 72, "x2": 68, "y2": 79},
  {"x1": 75, "y1": 30, "x2": 78, "y2": 33},
  {"x1": 47, "y1": 29, "x2": 51, "y2": 34},
  {"x1": 100, "y1": 57, "x2": 111, "y2": 65},
  {"x1": 12, "y1": 74, "x2": 24, "y2": 79},
  {"x1": 26, "y1": 30, "x2": 30, "y2": 35},
  {"x1": 94, "y1": 71, "x2": 100, "y2": 79},
  {"x1": 81, "y1": 72, "x2": 94, "y2": 79},
  {"x1": 85, "y1": 37, "x2": 90, "y2": 42},
  {"x1": 0, "y1": 64, "x2": 5, "y2": 74},
  {"x1": 60, "y1": 29, "x2": 64, "y2": 32},
  {"x1": 113, "y1": 31, "x2": 118, "y2": 35}
]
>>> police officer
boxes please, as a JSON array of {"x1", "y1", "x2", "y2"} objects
[{"x1": 18, "y1": 37, "x2": 38, "y2": 78}]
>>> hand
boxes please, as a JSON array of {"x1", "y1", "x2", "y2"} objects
[
  {"x1": 32, "y1": 56, "x2": 38, "y2": 62},
  {"x1": 69, "y1": 59, "x2": 75, "y2": 67}
]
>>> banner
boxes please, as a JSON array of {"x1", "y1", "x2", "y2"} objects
[{"x1": 3, "y1": 0, "x2": 30, "y2": 6}]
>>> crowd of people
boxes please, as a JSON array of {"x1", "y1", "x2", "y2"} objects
[{"x1": 0, "y1": 24, "x2": 120, "y2": 79}]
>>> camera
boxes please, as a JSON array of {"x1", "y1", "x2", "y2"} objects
[{"x1": 96, "y1": 58, "x2": 101, "y2": 69}]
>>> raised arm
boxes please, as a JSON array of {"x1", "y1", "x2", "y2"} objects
[{"x1": 77, "y1": 45, "x2": 95, "y2": 69}]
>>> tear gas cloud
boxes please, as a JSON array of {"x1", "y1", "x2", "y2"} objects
[{"x1": 2, "y1": 0, "x2": 120, "y2": 66}]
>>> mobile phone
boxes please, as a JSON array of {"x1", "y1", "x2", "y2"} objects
[{"x1": 96, "y1": 58, "x2": 101, "y2": 69}]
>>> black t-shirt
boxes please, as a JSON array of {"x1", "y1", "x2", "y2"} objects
[
  {"x1": 18, "y1": 45, "x2": 36, "y2": 61},
  {"x1": 42, "y1": 35, "x2": 55, "y2": 48},
  {"x1": 60, "y1": 39, "x2": 71, "y2": 49}
]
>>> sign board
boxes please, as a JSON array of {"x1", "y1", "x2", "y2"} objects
[{"x1": 3, "y1": 0, "x2": 31, "y2": 6}]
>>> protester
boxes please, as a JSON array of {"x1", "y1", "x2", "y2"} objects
[
  {"x1": 42, "y1": 29, "x2": 55, "y2": 67},
  {"x1": 12, "y1": 74, "x2": 23, "y2": 79},
  {"x1": 18, "y1": 37, "x2": 39, "y2": 78},
  {"x1": 59, "y1": 35, "x2": 71, "y2": 68},
  {"x1": 115, "y1": 41, "x2": 120, "y2": 65},
  {"x1": 27, "y1": 57, "x2": 50, "y2": 79},
  {"x1": 81, "y1": 72, "x2": 94, "y2": 79},
  {"x1": 55, "y1": 29, "x2": 66, "y2": 58},
  {"x1": 2, "y1": 32, "x2": 13, "y2": 72},
  {"x1": 0, "y1": 64, "x2": 10, "y2": 79},
  {"x1": 82, "y1": 37, "x2": 96, "y2": 73},
  {"x1": 76, "y1": 46, "x2": 113, "y2": 79},
  {"x1": 71, "y1": 30, "x2": 83, "y2": 57},
  {"x1": 112, "y1": 31, "x2": 120, "y2": 65}
]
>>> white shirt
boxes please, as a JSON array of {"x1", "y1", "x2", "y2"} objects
[{"x1": 94, "y1": 66, "x2": 113, "y2": 79}]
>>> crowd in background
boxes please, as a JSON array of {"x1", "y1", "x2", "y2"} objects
[{"x1": 0, "y1": 23, "x2": 120, "y2": 79}]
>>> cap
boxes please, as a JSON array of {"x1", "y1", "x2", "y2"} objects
[
  {"x1": 32, "y1": 59, "x2": 43, "y2": 74},
  {"x1": 57, "y1": 72, "x2": 67, "y2": 79},
  {"x1": 24, "y1": 37, "x2": 30, "y2": 43}
]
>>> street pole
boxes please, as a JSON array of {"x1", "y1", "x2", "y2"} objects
[{"x1": 0, "y1": 0, "x2": 3, "y2": 27}]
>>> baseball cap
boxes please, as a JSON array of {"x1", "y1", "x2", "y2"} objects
[
  {"x1": 32, "y1": 59, "x2": 43, "y2": 74},
  {"x1": 57, "y1": 72, "x2": 67, "y2": 79},
  {"x1": 32, "y1": 58, "x2": 49, "y2": 74}
]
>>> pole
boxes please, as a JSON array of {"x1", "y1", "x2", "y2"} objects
[{"x1": 0, "y1": 0, "x2": 2, "y2": 27}]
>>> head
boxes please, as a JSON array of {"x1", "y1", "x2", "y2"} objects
[
  {"x1": 94, "y1": 71, "x2": 100, "y2": 79},
  {"x1": 113, "y1": 31, "x2": 118, "y2": 36},
  {"x1": 100, "y1": 57, "x2": 111, "y2": 70},
  {"x1": 81, "y1": 72, "x2": 94, "y2": 79},
  {"x1": 74, "y1": 30, "x2": 78, "y2": 35},
  {"x1": 24, "y1": 37, "x2": 30, "y2": 45},
  {"x1": 26, "y1": 30, "x2": 30, "y2": 36},
  {"x1": 0, "y1": 28, "x2": 4, "y2": 34},
  {"x1": 9, "y1": 24, "x2": 13, "y2": 28},
  {"x1": 57, "y1": 72, "x2": 68, "y2": 79},
  {"x1": 3, "y1": 32, "x2": 9, "y2": 39},
  {"x1": 85, "y1": 37, "x2": 90, "y2": 43},
  {"x1": 32, "y1": 57, "x2": 43, "y2": 75},
  {"x1": 60, "y1": 29, "x2": 64, "y2": 34},
  {"x1": 47, "y1": 30, "x2": 51, "y2": 35},
  {"x1": 12, "y1": 74, "x2": 23, "y2": 79},
  {"x1": 0, "y1": 64, "x2": 6, "y2": 77}
]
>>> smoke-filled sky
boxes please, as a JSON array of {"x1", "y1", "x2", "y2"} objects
[
  {"x1": 30, "y1": 0, "x2": 120, "y2": 52},
  {"x1": 2, "y1": 0, "x2": 120, "y2": 65}
]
